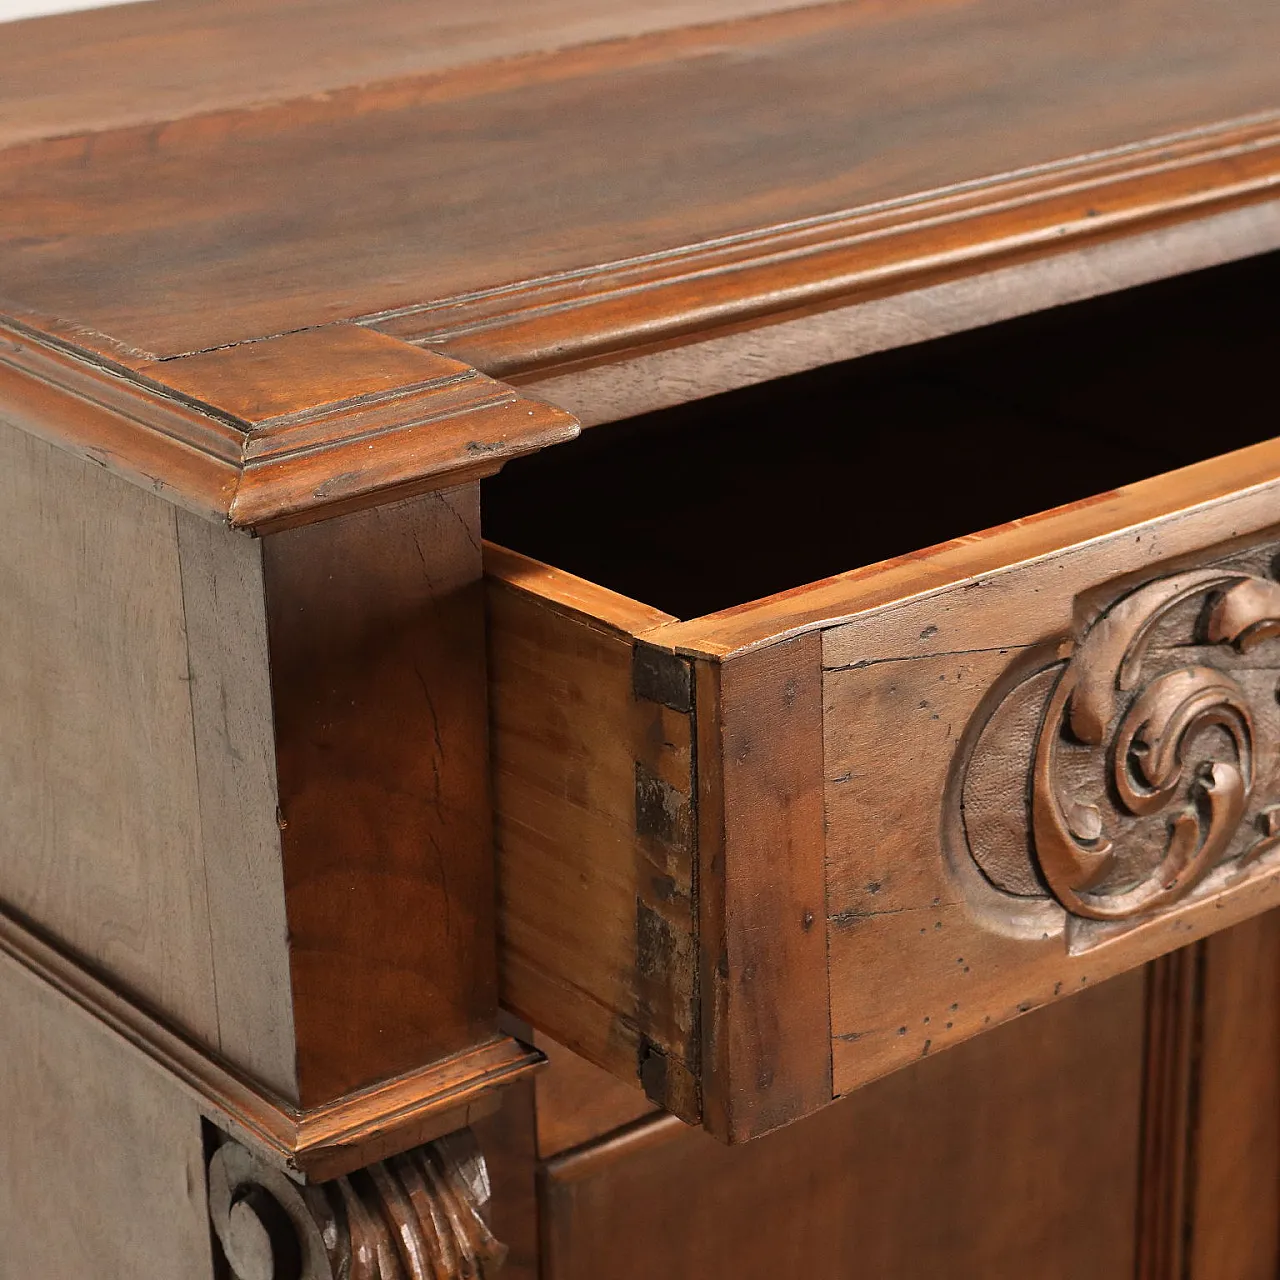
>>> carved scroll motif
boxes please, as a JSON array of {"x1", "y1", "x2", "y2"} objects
[
  {"x1": 961, "y1": 564, "x2": 1280, "y2": 924},
  {"x1": 208, "y1": 1131, "x2": 506, "y2": 1280}
]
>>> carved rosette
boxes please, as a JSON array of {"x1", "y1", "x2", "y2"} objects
[
  {"x1": 959, "y1": 563, "x2": 1280, "y2": 925},
  {"x1": 208, "y1": 1131, "x2": 507, "y2": 1280}
]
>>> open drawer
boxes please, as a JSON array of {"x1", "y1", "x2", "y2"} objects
[{"x1": 483, "y1": 252, "x2": 1280, "y2": 1141}]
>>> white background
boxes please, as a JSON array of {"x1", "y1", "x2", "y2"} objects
[{"x1": 0, "y1": 0, "x2": 150, "y2": 22}]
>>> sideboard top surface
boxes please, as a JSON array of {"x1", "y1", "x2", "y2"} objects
[{"x1": 3, "y1": 0, "x2": 1280, "y2": 522}]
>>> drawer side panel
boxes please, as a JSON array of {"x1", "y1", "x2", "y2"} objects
[{"x1": 490, "y1": 579, "x2": 700, "y2": 1121}]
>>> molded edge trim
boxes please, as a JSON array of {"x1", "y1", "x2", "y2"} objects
[
  {"x1": 367, "y1": 111, "x2": 1280, "y2": 379},
  {"x1": 0, "y1": 317, "x2": 579, "y2": 532},
  {"x1": 0, "y1": 903, "x2": 544, "y2": 1183}
]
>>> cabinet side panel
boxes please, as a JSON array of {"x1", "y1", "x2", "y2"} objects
[
  {"x1": 0, "y1": 949, "x2": 215, "y2": 1279},
  {"x1": 490, "y1": 580, "x2": 699, "y2": 1120},
  {"x1": 176, "y1": 510, "x2": 298, "y2": 1100},
  {"x1": 263, "y1": 486, "x2": 498, "y2": 1105},
  {"x1": 0, "y1": 417, "x2": 219, "y2": 1043}
]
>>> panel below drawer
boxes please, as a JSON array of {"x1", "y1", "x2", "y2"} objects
[{"x1": 539, "y1": 971, "x2": 1146, "y2": 1280}]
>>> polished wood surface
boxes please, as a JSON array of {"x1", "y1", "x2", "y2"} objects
[
  {"x1": 1184, "y1": 914, "x2": 1280, "y2": 1278},
  {"x1": 488, "y1": 559, "x2": 699, "y2": 1122},
  {"x1": 0, "y1": 0, "x2": 1277, "y2": 377},
  {"x1": 264, "y1": 487, "x2": 497, "y2": 1103},
  {"x1": 0, "y1": 0, "x2": 824, "y2": 150},
  {"x1": 0, "y1": 320, "x2": 578, "y2": 532},
  {"x1": 1137, "y1": 945, "x2": 1202, "y2": 1280},
  {"x1": 475, "y1": 918, "x2": 1280, "y2": 1280},
  {"x1": 2, "y1": 0, "x2": 1280, "y2": 538},
  {"x1": 8, "y1": 2, "x2": 1280, "y2": 1273}
]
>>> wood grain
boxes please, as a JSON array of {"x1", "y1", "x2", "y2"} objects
[
  {"x1": 0, "y1": 320, "x2": 578, "y2": 532},
  {"x1": 696, "y1": 637, "x2": 831, "y2": 1141},
  {"x1": 1186, "y1": 914, "x2": 1280, "y2": 1278},
  {"x1": 822, "y1": 564, "x2": 1280, "y2": 1098},
  {"x1": 0, "y1": 415, "x2": 219, "y2": 1046},
  {"x1": 488, "y1": 253, "x2": 1280, "y2": 634},
  {"x1": 489, "y1": 564, "x2": 700, "y2": 1121},
  {"x1": 1136, "y1": 917, "x2": 1280, "y2": 1279},
  {"x1": 157, "y1": 325, "x2": 579, "y2": 531},
  {"x1": 486, "y1": 257, "x2": 1280, "y2": 1127},
  {"x1": 0, "y1": 901, "x2": 542, "y2": 1184},
  {"x1": 0, "y1": 0, "x2": 833, "y2": 150},
  {"x1": 473, "y1": 1077, "x2": 541, "y2": 1280},
  {"x1": 540, "y1": 972, "x2": 1145, "y2": 1280},
  {"x1": 0, "y1": 413, "x2": 514, "y2": 1114},
  {"x1": 1136, "y1": 944, "x2": 1202, "y2": 1280},
  {"x1": 264, "y1": 485, "x2": 497, "y2": 1105},
  {"x1": 176, "y1": 508, "x2": 298, "y2": 1099},
  {"x1": 525, "y1": 197, "x2": 1280, "y2": 430},
  {"x1": 0, "y1": 407, "x2": 521, "y2": 1131},
  {"x1": 2, "y1": 0, "x2": 1279, "y2": 376},
  {"x1": 0, "y1": 936, "x2": 215, "y2": 1280},
  {"x1": 389, "y1": 113, "x2": 1280, "y2": 379},
  {"x1": 532, "y1": 1035, "x2": 656, "y2": 1160},
  {"x1": 489, "y1": 504, "x2": 1280, "y2": 1131}
]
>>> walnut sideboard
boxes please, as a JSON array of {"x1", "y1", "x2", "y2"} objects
[{"x1": 4, "y1": 2, "x2": 1280, "y2": 1276}]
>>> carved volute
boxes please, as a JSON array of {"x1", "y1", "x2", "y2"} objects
[
  {"x1": 959, "y1": 556, "x2": 1280, "y2": 930},
  {"x1": 208, "y1": 1131, "x2": 507, "y2": 1280}
]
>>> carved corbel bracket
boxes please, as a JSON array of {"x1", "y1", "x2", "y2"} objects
[
  {"x1": 208, "y1": 1129, "x2": 506, "y2": 1280},
  {"x1": 958, "y1": 558, "x2": 1280, "y2": 929}
]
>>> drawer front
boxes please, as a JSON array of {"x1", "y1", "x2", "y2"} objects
[
  {"x1": 822, "y1": 521, "x2": 1280, "y2": 1104},
  {"x1": 490, "y1": 439, "x2": 1280, "y2": 1141}
]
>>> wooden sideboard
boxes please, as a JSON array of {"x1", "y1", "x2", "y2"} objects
[{"x1": 3, "y1": 1, "x2": 1280, "y2": 1275}]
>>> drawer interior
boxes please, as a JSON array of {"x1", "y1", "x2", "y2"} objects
[{"x1": 483, "y1": 249, "x2": 1280, "y2": 619}]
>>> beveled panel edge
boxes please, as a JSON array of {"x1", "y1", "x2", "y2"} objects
[
  {"x1": 0, "y1": 316, "x2": 579, "y2": 532},
  {"x1": 367, "y1": 111, "x2": 1280, "y2": 381},
  {"x1": 0, "y1": 901, "x2": 544, "y2": 1183}
]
